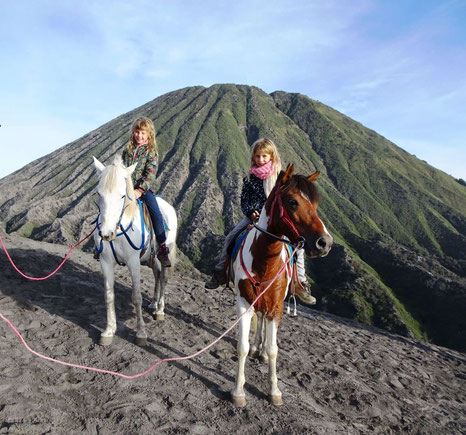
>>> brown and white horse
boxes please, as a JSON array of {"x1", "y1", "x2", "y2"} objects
[{"x1": 231, "y1": 164, "x2": 333, "y2": 407}]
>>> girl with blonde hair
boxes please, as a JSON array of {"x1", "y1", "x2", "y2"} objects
[
  {"x1": 205, "y1": 138, "x2": 315, "y2": 304},
  {"x1": 121, "y1": 117, "x2": 171, "y2": 266}
]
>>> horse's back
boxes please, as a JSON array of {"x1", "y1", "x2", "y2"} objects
[{"x1": 155, "y1": 196, "x2": 177, "y2": 243}]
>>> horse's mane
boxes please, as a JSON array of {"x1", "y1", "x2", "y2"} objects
[{"x1": 100, "y1": 155, "x2": 139, "y2": 221}]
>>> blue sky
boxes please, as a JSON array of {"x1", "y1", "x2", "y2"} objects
[{"x1": 0, "y1": 0, "x2": 465, "y2": 179}]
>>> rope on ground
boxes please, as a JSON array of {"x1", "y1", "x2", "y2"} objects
[
  {"x1": 0, "y1": 246, "x2": 298, "y2": 379},
  {"x1": 0, "y1": 228, "x2": 95, "y2": 280}
]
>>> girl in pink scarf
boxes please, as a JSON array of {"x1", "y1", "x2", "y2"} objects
[{"x1": 205, "y1": 138, "x2": 316, "y2": 305}]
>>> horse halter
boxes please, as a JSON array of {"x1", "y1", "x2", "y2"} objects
[
  {"x1": 97, "y1": 184, "x2": 134, "y2": 240},
  {"x1": 267, "y1": 183, "x2": 304, "y2": 246}
]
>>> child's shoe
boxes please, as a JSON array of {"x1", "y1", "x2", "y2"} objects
[
  {"x1": 295, "y1": 283, "x2": 316, "y2": 305},
  {"x1": 205, "y1": 269, "x2": 227, "y2": 289}
]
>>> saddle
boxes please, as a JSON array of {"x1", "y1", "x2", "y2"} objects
[
  {"x1": 138, "y1": 200, "x2": 170, "y2": 260},
  {"x1": 140, "y1": 202, "x2": 153, "y2": 259},
  {"x1": 227, "y1": 228, "x2": 249, "y2": 261}
]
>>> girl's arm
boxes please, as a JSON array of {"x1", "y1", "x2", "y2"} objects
[{"x1": 240, "y1": 177, "x2": 256, "y2": 218}]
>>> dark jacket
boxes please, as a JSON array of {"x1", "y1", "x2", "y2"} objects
[
  {"x1": 122, "y1": 145, "x2": 158, "y2": 193},
  {"x1": 240, "y1": 174, "x2": 267, "y2": 218}
]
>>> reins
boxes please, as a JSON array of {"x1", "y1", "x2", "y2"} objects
[{"x1": 94, "y1": 193, "x2": 151, "y2": 265}]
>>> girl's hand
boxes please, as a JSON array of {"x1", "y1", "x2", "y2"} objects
[
  {"x1": 134, "y1": 189, "x2": 142, "y2": 199},
  {"x1": 250, "y1": 210, "x2": 260, "y2": 220}
]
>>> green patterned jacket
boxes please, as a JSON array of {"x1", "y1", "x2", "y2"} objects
[{"x1": 122, "y1": 145, "x2": 158, "y2": 193}]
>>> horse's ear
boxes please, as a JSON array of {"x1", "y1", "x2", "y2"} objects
[
  {"x1": 126, "y1": 163, "x2": 137, "y2": 176},
  {"x1": 282, "y1": 164, "x2": 294, "y2": 184},
  {"x1": 307, "y1": 171, "x2": 320, "y2": 182},
  {"x1": 93, "y1": 156, "x2": 105, "y2": 173},
  {"x1": 308, "y1": 171, "x2": 320, "y2": 182}
]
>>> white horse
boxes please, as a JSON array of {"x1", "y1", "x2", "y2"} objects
[{"x1": 93, "y1": 155, "x2": 177, "y2": 346}]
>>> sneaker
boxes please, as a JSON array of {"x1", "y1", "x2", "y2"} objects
[
  {"x1": 295, "y1": 283, "x2": 316, "y2": 305},
  {"x1": 205, "y1": 269, "x2": 227, "y2": 289},
  {"x1": 93, "y1": 252, "x2": 100, "y2": 261},
  {"x1": 157, "y1": 244, "x2": 171, "y2": 267}
]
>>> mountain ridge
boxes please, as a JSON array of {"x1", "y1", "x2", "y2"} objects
[{"x1": 0, "y1": 83, "x2": 465, "y2": 352}]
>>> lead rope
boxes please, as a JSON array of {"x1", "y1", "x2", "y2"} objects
[
  {"x1": 0, "y1": 227, "x2": 96, "y2": 280},
  {"x1": 0, "y1": 244, "x2": 300, "y2": 379}
]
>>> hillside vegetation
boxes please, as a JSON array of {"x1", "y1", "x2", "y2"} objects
[{"x1": 0, "y1": 84, "x2": 465, "y2": 351}]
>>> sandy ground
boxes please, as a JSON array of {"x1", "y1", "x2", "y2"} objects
[{"x1": 1, "y1": 229, "x2": 465, "y2": 434}]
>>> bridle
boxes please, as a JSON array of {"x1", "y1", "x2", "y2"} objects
[
  {"x1": 95, "y1": 185, "x2": 151, "y2": 264},
  {"x1": 256, "y1": 182, "x2": 305, "y2": 249}
]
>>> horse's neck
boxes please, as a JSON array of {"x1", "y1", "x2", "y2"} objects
[
  {"x1": 249, "y1": 212, "x2": 286, "y2": 278},
  {"x1": 120, "y1": 200, "x2": 141, "y2": 229}
]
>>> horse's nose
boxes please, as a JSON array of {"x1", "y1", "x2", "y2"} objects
[
  {"x1": 316, "y1": 234, "x2": 333, "y2": 255},
  {"x1": 99, "y1": 230, "x2": 115, "y2": 241}
]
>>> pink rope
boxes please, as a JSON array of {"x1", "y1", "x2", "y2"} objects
[
  {"x1": 0, "y1": 246, "x2": 298, "y2": 379},
  {"x1": 0, "y1": 229, "x2": 95, "y2": 280}
]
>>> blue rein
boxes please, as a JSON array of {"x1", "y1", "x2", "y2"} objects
[{"x1": 94, "y1": 197, "x2": 151, "y2": 266}]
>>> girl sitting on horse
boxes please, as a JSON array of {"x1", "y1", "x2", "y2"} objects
[
  {"x1": 205, "y1": 138, "x2": 316, "y2": 305},
  {"x1": 121, "y1": 117, "x2": 171, "y2": 267}
]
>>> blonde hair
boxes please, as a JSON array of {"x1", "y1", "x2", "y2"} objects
[
  {"x1": 250, "y1": 138, "x2": 282, "y2": 173},
  {"x1": 127, "y1": 117, "x2": 157, "y2": 155},
  {"x1": 250, "y1": 138, "x2": 282, "y2": 196}
]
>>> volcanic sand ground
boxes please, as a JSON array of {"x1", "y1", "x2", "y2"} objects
[{"x1": 0, "y1": 230, "x2": 465, "y2": 434}]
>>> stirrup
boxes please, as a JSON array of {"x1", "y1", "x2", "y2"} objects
[{"x1": 287, "y1": 294, "x2": 298, "y2": 317}]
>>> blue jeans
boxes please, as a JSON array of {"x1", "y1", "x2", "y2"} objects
[
  {"x1": 214, "y1": 217, "x2": 251, "y2": 271},
  {"x1": 141, "y1": 191, "x2": 166, "y2": 245}
]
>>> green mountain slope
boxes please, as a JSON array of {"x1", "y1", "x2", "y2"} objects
[{"x1": 0, "y1": 84, "x2": 465, "y2": 351}]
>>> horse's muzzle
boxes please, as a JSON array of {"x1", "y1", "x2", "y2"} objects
[
  {"x1": 305, "y1": 233, "x2": 333, "y2": 257},
  {"x1": 99, "y1": 230, "x2": 116, "y2": 242}
]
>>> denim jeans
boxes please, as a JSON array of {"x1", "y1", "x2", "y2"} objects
[
  {"x1": 141, "y1": 190, "x2": 166, "y2": 244},
  {"x1": 214, "y1": 217, "x2": 251, "y2": 271}
]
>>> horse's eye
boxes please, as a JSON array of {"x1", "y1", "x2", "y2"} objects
[{"x1": 287, "y1": 198, "x2": 299, "y2": 209}]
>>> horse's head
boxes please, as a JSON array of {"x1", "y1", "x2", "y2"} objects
[
  {"x1": 266, "y1": 164, "x2": 333, "y2": 258},
  {"x1": 93, "y1": 155, "x2": 137, "y2": 241}
]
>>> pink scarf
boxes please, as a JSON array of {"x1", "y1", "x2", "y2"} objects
[{"x1": 250, "y1": 160, "x2": 274, "y2": 180}]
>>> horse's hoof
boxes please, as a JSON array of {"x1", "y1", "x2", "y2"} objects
[
  {"x1": 259, "y1": 355, "x2": 269, "y2": 364},
  {"x1": 156, "y1": 313, "x2": 165, "y2": 321},
  {"x1": 269, "y1": 394, "x2": 283, "y2": 406},
  {"x1": 231, "y1": 395, "x2": 246, "y2": 407},
  {"x1": 135, "y1": 336, "x2": 147, "y2": 346},
  {"x1": 99, "y1": 336, "x2": 113, "y2": 346}
]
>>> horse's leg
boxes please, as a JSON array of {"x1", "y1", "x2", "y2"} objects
[
  {"x1": 258, "y1": 317, "x2": 269, "y2": 364},
  {"x1": 232, "y1": 297, "x2": 253, "y2": 407},
  {"x1": 127, "y1": 258, "x2": 147, "y2": 346},
  {"x1": 265, "y1": 318, "x2": 282, "y2": 406},
  {"x1": 155, "y1": 266, "x2": 168, "y2": 320},
  {"x1": 149, "y1": 263, "x2": 167, "y2": 320},
  {"x1": 100, "y1": 259, "x2": 117, "y2": 346},
  {"x1": 249, "y1": 312, "x2": 263, "y2": 358},
  {"x1": 148, "y1": 263, "x2": 160, "y2": 312}
]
